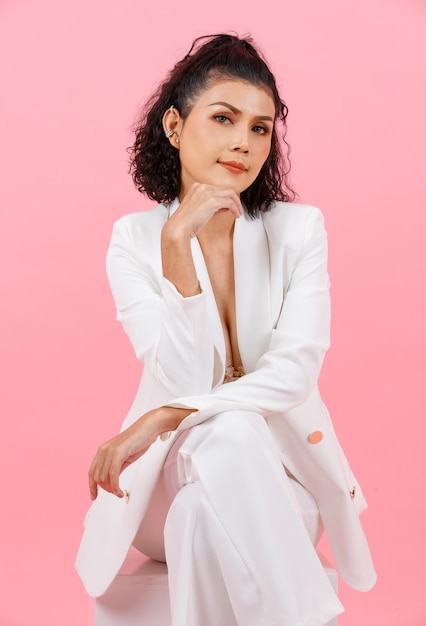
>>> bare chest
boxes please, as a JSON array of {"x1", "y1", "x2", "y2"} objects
[{"x1": 199, "y1": 240, "x2": 244, "y2": 381}]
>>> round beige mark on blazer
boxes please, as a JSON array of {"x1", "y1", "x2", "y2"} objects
[{"x1": 308, "y1": 431, "x2": 324, "y2": 444}]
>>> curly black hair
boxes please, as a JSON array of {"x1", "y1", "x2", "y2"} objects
[{"x1": 129, "y1": 34, "x2": 295, "y2": 218}]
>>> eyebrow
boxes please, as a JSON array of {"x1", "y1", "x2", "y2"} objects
[{"x1": 208, "y1": 101, "x2": 274, "y2": 122}]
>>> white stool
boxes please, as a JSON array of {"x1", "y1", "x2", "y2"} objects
[{"x1": 96, "y1": 546, "x2": 339, "y2": 626}]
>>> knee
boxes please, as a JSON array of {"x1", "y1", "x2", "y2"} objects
[
  {"x1": 177, "y1": 410, "x2": 276, "y2": 481},
  {"x1": 207, "y1": 410, "x2": 272, "y2": 450}
]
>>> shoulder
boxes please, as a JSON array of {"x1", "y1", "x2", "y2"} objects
[
  {"x1": 111, "y1": 203, "x2": 170, "y2": 241},
  {"x1": 262, "y1": 201, "x2": 325, "y2": 230},
  {"x1": 262, "y1": 202, "x2": 327, "y2": 252},
  {"x1": 106, "y1": 203, "x2": 170, "y2": 271}
]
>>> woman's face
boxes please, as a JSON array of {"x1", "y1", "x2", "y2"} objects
[{"x1": 175, "y1": 80, "x2": 275, "y2": 199}]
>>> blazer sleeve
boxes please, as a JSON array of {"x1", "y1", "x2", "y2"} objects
[
  {"x1": 106, "y1": 217, "x2": 215, "y2": 397},
  {"x1": 169, "y1": 207, "x2": 332, "y2": 430}
]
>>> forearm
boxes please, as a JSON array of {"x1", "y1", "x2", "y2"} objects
[
  {"x1": 107, "y1": 217, "x2": 215, "y2": 395},
  {"x1": 167, "y1": 335, "x2": 328, "y2": 431},
  {"x1": 150, "y1": 405, "x2": 197, "y2": 434},
  {"x1": 161, "y1": 222, "x2": 200, "y2": 297}
]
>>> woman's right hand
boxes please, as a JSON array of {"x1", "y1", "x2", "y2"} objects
[
  {"x1": 163, "y1": 182, "x2": 243, "y2": 239},
  {"x1": 161, "y1": 183, "x2": 243, "y2": 297}
]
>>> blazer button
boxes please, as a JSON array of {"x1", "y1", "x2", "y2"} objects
[{"x1": 308, "y1": 431, "x2": 323, "y2": 444}]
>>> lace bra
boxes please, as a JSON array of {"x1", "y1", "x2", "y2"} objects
[{"x1": 224, "y1": 362, "x2": 245, "y2": 384}]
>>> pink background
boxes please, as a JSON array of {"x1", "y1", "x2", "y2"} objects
[{"x1": 1, "y1": 1, "x2": 425, "y2": 624}]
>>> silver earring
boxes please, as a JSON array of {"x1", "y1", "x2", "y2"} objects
[
  {"x1": 175, "y1": 137, "x2": 180, "y2": 143},
  {"x1": 165, "y1": 129, "x2": 175, "y2": 138}
]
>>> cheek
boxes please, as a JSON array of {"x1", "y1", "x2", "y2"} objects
[
  {"x1": 253, "y1": 142, "x2": 271, "y2": 172},
  {"x1": 261, "y1": 139, "x2": 273, "y2": 161}
]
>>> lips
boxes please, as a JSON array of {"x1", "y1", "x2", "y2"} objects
[{"x1": 218, "y1": 161, "x2": 247, "y2": 174}]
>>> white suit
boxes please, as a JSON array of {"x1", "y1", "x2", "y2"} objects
[{"x1": 75, "y1": 199, "x2": 376, "y2": 622}]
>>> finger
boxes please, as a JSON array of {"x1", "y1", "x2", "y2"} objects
[
  {"x1": 222, "y1": 195, "x2": 243, "y2": 218},
  {"x1": 173, "y1": 186, "x2": 243, "y2": 234},
  {"x1": 89, "y1": 472, "x2": 98, "y2": 500},
  {"x1": 214, "y1": 198, "x2": 242, "y2": 219},
  {"x1": 95, "y1": 451, "x2": 121, "y2": 498},
  {"x1": 96, "y1": 440, "x2": 129, "y2": 498},
  {"x1": 108, "y1": 451, "x2": 125, "y2": 498},
  {"x1": 229, "y1": 190, "x2": 244, "y2": 216},
  {"x1": 187, "y1": 183, "x2": 241, "y2": 213},
  {"x1": 88, "y1": 453, "x2": 102, "y2": 500},
  {"x1": 89, "y1": 445, "x2": 116, "y2": 498},
  {"x1": 211, "y1": 187, "x2": 243, "y2": 215}
]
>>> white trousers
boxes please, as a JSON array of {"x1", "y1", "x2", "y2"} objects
[{"x1": 133, "y1": 411, "x2": 344, "y2": 626}]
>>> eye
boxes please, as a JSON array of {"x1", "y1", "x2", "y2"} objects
[
  {"x1": 215, "y1": 114, "x2": 231, "y2": 124},
  {"x1": 252, "y1": 125, "x2": 268, "y2": 135}
]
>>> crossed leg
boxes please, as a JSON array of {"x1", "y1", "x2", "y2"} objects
[{"x1": 133, "y1": 411, "x2": 343, "y2": 626}]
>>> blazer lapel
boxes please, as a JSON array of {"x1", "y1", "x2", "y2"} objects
[
  {"x1": 191, "y1": 236, "x2": 226, "y2": 379},
  {"x1": 233, "y1": 213, "x2": 272, "y2": 373}
]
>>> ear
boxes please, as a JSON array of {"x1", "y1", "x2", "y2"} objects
[{"x1": 162, "y1": 106, "x2": 183, "y2": 148}]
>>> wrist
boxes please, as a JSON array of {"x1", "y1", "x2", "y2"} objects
[
  {"x1": 161, "y1": 220, "x2": 192, "y2": 244},
  {"x1": 144, "y1": 406, "x2": 195, "y2": 437}
]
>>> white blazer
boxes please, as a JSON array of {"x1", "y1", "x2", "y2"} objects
[{"x1": 75, "y1": 199, "x2": 377, "y2": 598}]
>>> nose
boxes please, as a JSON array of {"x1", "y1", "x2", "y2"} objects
[{"x1": 230, "y1": 124, "x2": 250, "y2": 153}]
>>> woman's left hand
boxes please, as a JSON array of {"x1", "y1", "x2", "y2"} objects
[{"x1": 88, "y1": 406, "x2": 194, "y2": 500}]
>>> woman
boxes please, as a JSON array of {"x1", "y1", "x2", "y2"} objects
[{"x1": 76, "y1": 34, "x2": 376, "y2": 625}]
